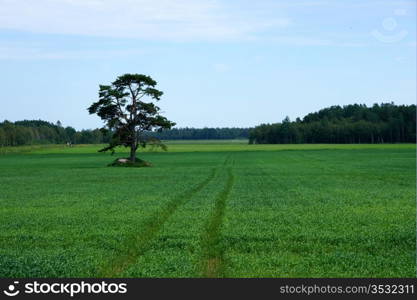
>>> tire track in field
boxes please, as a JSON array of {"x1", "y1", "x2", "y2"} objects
[
  {"x1": 200, "y1": 157, "x2": 234, "y2": 278},
  {"x1": 98, "y1": 167, "x2": 218, "y2": 278}
]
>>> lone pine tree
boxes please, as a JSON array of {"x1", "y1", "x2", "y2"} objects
[{"x1": 88, "y1": 73, "x2": 175, "y2": 163}]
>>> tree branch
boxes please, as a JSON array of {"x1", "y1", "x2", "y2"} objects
[
  {"x1": 128, "y1": 84, "x2": 137, "y2": 122},
  {"x1": 114, "y1": 97, "x2": 129, "y2": 123}
]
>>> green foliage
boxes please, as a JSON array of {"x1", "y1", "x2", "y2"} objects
[
  {"x1": 0, "y1": 120, "x2": 111, "y2": 146},
  {"x1": 2, "y1": 102, "x2": 414, "y2": 148},
  {"x1": 88, "y1": 73, "x2": 175, "y2": 160},
  {"x1": 148, "y1": 127, "x2": 250, "y2": 140},
  {"x1": 0, "y1": 143, "x2": 415, "y2": 277},
  {"x1": 249, "y1": 103, "x2": 416, "y2": 144},
  {"x1": 0, "y1": 121, "x2": 249, "y2": 147}
]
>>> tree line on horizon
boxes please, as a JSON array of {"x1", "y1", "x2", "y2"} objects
[
  {"x1": 147, "y1": 127, "x2": 250, "y2": 140},
  {"x1": 249, "y1": 103, "x2": 416, "y2": 144},
  {"x1": 0, "y1": 120, "x2": 110, "y2": 146},
  {"x1": 0, "y1": 120, "x2": 249, "y2": 146},
  {"x1": 1, "y1": 103, "x2": 415, "y2": 147}
]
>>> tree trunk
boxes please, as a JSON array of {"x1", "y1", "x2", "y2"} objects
[
  {"x1": 130, "y1": 144, "x2": 136, "y2": 162},
  {"x1": 129, "y1": 126, "x2": 137, "y2": 162}
]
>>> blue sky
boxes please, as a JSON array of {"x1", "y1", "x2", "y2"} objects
[{"x1": 0, "y1": 0, "x2": 415, "y2": 129}]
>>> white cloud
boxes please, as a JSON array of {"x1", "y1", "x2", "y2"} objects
[
  {"x1": 213, "y1": 63, "x2": 229, "y2": 72},
  {"x1": 408, "y1": 41, "x2": 417, "y2": 47},
  {"x1": 0, "y1": 0, "x2": 291, "y2": 41},
  {"x1": 395, "y1": 56, "x2": 406, "y2": 63},
  {"x1": 0, "y1": 43, "x2": 145, "y2": 60}
]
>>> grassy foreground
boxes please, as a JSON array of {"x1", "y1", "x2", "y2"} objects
[{"x1": 0, "y1": 142, "x2": 415, "y2": 277}]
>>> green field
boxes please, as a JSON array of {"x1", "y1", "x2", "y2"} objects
[{"x1": 0, "y1": 142, "x2": 415, "y2": 277}]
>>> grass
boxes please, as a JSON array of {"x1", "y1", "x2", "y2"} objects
[
  {"x1": 161, "y1": 139, "x2": 248, "y2": 144},
  {"x1": 0, "y1": 142, "x2": 415, "y2": 277}
]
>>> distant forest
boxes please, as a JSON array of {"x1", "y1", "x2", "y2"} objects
[
  {"x1": 249, "y1": 103, "x2": 416, "y2": 144},
  {"x1": 0, "y1": 103, "x2": 415, "y2": 146},
  {"x1": 0, "y1": 120, "x2": 109, "y2": 146},
  {"x1": 0, "y1": 120, "x2": 249, "y2": 146},
  {"x1": 147, "y1": 127, "x2": 250, "y2": 140}
]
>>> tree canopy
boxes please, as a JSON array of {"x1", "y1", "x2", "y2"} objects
[{"x1": 88, "y1": 74, "x2": 175, "y2": 162}]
